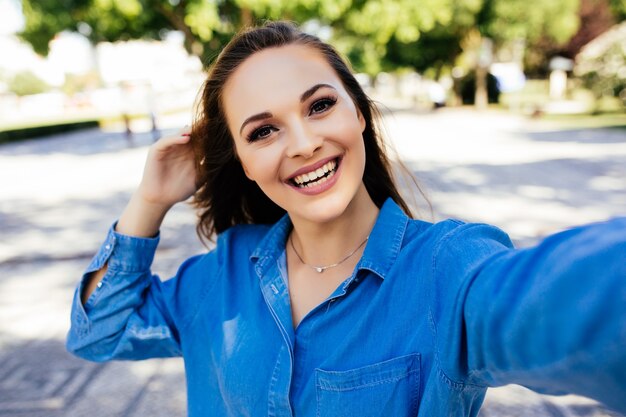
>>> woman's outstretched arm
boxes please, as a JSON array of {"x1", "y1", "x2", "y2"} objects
[{"x1": 430, "y1": 218, "x2": 626, "y2": 413}]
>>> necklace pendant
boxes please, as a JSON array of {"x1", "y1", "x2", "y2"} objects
[{"x1": 289, "y1": 234, "x2": 369, "y2": 275}]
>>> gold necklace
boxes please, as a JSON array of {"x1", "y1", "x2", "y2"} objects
[{"x1": 289, "y1": 234, "x2": 369, "y2": 273}]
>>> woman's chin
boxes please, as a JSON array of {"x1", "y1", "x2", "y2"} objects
[{"x1": 288, "y1": 193, "x2": 356, "y2": 225}]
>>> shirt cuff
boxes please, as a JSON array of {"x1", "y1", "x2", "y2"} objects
[{"x1": 85, "y1": 221, "x2": 160, "y2": 273}]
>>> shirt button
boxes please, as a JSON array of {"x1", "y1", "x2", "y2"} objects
[
  {"x1": 105, "y1": 244, "x2": 111, "y2": 250},
  {"x1": 97, "y1": 282, "x2": 103, "y2": 288}
]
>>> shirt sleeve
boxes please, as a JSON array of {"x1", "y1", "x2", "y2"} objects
[
  {"x1": 431, "y1": 217, "x2": 626, "y2": 413},
  {"x1": 66, "y1": 223, "x2": 198, "y2": 362}
]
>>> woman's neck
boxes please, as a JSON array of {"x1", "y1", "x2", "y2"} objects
[{"x1": 288, "y1": 185, "x2": 380, "y2": 266}]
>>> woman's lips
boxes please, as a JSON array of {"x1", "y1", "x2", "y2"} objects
[
  {"x1": 287, "y1": 157, "x2": 342, "y2": 196},
  {"x1": 286, "y1": 155, "x2": 340, "y2": 182},
  {"x1": 291, "y1": 158, "x2": 338, "y2": 186}
]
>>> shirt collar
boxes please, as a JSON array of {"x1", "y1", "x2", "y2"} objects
[
  {"x1": 358, "y1": 198, "x2": 408, "y2": 279},
  {"x1": 250, "y1": 198, "x2": 409, "y2": 281},
  {"x1": 250, "y1": 212, "x2": 292, "y2": 279}
]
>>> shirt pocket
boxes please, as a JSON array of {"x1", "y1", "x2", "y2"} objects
[{"x1": 315, "y1": 353, "x2": 421, "y2": 417}]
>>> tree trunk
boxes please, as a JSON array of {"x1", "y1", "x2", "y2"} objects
[
  {"x1": 474, "y1": 36, "x2": 492, "y2": 109},
  {"x1": 475, "y1": 66, "x2": 488, "y2": 109}
]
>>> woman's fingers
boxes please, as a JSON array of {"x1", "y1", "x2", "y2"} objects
[
  {"x1": 153, "y1": 126, "x2": 192, "y2": 151},
  {"x1": 177, "y1": 125, "x2": 192, "y2": 141}
]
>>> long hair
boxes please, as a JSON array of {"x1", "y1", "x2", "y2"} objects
[{"x1": 191, "y1": 21, "x2": 415, "y2": 242}]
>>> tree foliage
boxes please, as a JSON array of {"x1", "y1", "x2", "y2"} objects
[
  {"x1": 337, "y1": 0, "x2": 583, "y2": 75},
  {"x1": 20, "y1": 0, "x2": 170, "y2": 55},
  {"x1": 8, "y1": 71, "x2": 50, "y2": 96},
  {"x1": 524, "y1": 0, "x2": 617, "y2": 76},
  {"x1": 575, "y1": 21, "x2": 626, "y2": 100},
  {"x1": 339, "y1": 0, "x2": 482, "y2": 74},
  {"x1": 18, "y1": 0, "x2": 622, "y2": 77},
  {"x1": 480, "y1": 0, "x2": 580, "y2": 45},
  {"x1": 609, "y1": 0, "x2": 626, "y2": 21}
]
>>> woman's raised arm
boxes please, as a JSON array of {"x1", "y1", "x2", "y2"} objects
[{"x1": 81, "y1": 127, "x2": 197, "y2": 303}]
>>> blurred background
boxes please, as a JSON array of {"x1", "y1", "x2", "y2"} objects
[
  {"x1": 1, "y1": 0, "x2": 625, "y2": 134},
  {"x1": 0, "y1": 0, "x2": 625, "y2": 416}
]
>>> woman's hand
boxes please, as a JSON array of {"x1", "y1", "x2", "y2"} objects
[
  {"x1": 137, "y1": 126, "x2": 197, "y2": 209},
  {"x1": 117, "y1": 126, "x2": 197, "y2": 237}
]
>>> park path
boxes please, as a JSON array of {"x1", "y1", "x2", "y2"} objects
[{"x1": 0, "y1": 108, "x2": 624, "y2": 416}]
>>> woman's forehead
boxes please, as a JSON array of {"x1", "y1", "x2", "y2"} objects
[{"x1": 222, "y1": 44, "x2": 344, "y2": 122}]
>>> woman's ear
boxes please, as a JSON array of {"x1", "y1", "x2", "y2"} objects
[
  {"x1": 242, "y1": 164, "x2": 253, "y2": 181},
  {"x1": 232, "y1": 146, "x2": 253, "y2": 180},
  {"x1": 357, "y1": 110, "x2": 366, "y2": 133},
  {"x1": 237, "y1": 156, "x2": 254, "y2": 181}
]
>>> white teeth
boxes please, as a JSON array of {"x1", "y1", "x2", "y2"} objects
[
  {"x1": 293, "y1": 159, "x2": 338, "y2": 185},
  {"x1": 294, "y1": 162, "x2": 337, "y2": 188}
]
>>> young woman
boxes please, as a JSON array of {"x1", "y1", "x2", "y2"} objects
[{"x1": 67, "y1": 21, "x2": 626, "y2": 417}]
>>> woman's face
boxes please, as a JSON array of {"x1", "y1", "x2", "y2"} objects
[{"x1": 223, "y1": 44, "x2": 368, "y2": 225}]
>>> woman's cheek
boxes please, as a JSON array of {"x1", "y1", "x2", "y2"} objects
[{"x1": 253, "y1": 147, "x2": 283, "y2": 181}]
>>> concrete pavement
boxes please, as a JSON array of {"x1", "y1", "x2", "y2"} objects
[{"x1": 0, "y1": 108, "x2": 624, "y2": 416}]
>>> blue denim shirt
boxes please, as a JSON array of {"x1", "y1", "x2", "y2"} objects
[{"x1": 67, "y1": 199, "x2": 626, "y2": 417}]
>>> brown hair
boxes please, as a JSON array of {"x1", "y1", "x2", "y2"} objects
[{"x1": 191, "y1": 21, "x2": 415, "y2": 241}]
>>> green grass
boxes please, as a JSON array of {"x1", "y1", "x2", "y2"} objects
[
  {"x1": 0, "y1": 108, "x2": 182, "y2": 144},
  {"x1": 533, "y1": 112, "x2": 626, "y2": 130},
  {"x1": 0, "y1": 113, "x2": 103, "y2": 132},
  {"x1": 495, "y1": 80, "x2": 625, "y2": 130},
  {"x1": 0, "y1": 119, "x2": 101, "y2": 144}
]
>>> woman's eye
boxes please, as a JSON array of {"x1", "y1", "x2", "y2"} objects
[
  {"x1": 309, "y1": 97, "x2": 337, "y2": 115},
  {"x1": 248, "y1": 125, "x2": 276, "y2": 142}
]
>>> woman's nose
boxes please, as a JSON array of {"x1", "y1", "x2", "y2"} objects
[{"x1": 285, "y1": 122, "x2": 322, "y2": 159}]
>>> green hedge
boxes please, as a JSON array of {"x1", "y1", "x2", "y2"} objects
[{"x1": 0, "y1": 120, "x2": 100, "y2": 144}]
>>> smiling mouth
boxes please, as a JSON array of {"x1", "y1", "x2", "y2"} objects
[{"x1": 289, "y1": 158, "x2": 340, "y2": 188}]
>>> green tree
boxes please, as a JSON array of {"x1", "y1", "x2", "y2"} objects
[
  {"x1": 328, "y1": 0, "x2": 484, "y2": 75},
  {"x1": 19, "y1": 0, "x2": 587, "y2": 90},
  {"x1": 609, "y1": 0, "x2": 626, "y2": 20},
  {"x1": 479, "y1": 0, "x2": 580, "y2": 45},
  {"x1": 470, "y1": 0, "x2": 580, "y2": 106},
  {"x1": 524, "y1": 0, "x2": 617, "y2": 77},
  {"x1": 8, "y1": 71, "x2": 50, "y2": 96},
  {"x1": 19, "y1": 0, "x2": 354, "y2": 64},
  {"x1": 335, "y1": 0, "x2": 582, "y2": 86},
  {"x1": 21, "y1": 0, "x2": 193, "y2": 57},
  {"x1": 575, "y1": 21, "x2": 626, "y2": 102},
  {"x1": 380, "y1": 0, "x2": 485, "y2": 76},
  {"x1": 20, "y1": 0, "x2": 482, "y2": 74}
]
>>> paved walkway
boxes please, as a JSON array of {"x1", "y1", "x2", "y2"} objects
[{"x1": 0, "y1": 108, "x2": 624, "y2": 416}]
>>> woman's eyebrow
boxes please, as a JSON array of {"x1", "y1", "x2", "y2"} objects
[
  {"x1": 240, "y1": 112, "x2": 272, "y2": 135},
  {"x1": 300, "y1": 83, "x2": 335, "y2": 102},
  {"x1": 239, "y1": 84, "x2": 336, "y2": 135}
]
